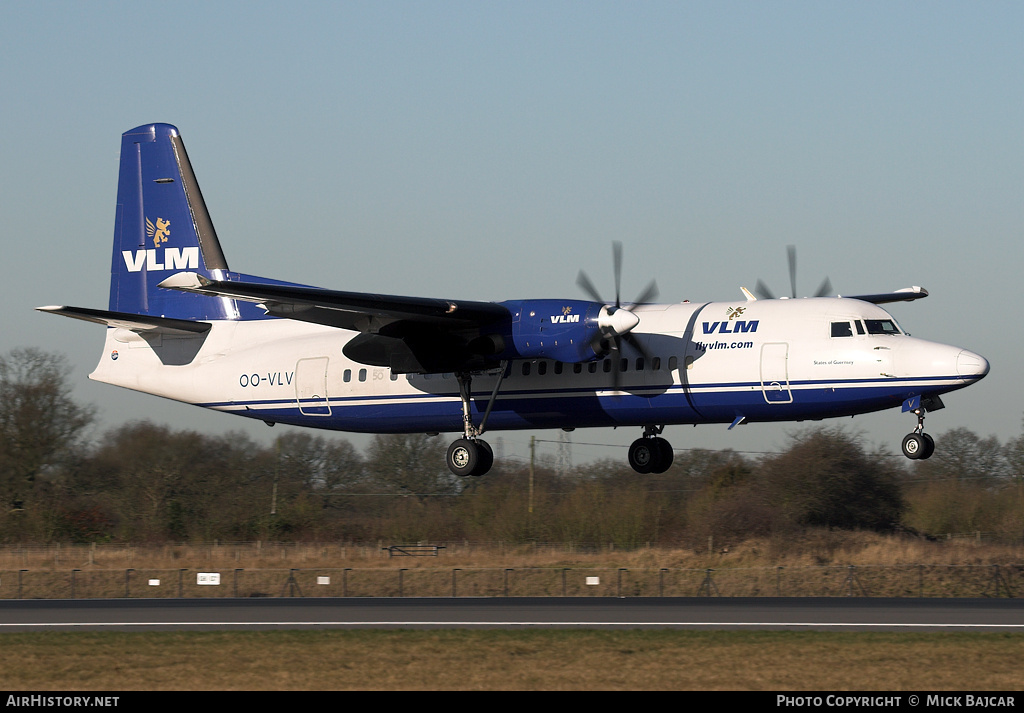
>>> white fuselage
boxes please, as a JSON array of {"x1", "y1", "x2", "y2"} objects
[{"x1": 89, "y1": 297, "x2": 988, "y2": 434}]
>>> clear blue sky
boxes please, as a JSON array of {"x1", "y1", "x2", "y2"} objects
[{"x1": 3, "y1": 1, "x2": 1021, "y2": 464}]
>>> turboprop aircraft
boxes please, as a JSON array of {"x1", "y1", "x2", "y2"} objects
[{"x1": 39, "y1": 124, "x2": 989, "y2": 476}]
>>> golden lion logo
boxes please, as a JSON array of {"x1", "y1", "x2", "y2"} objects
[
  {"x1": 562, "y1": 306, "x2": 573, "y2": 316},
  {"x1": 146, "y1": 217, "x2": 171, "y2": 246}
]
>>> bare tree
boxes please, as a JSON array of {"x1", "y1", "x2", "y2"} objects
[{"x1": 0, "y1": 349, "x2": 94, "y2": 511}]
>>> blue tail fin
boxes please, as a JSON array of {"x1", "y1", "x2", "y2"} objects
[{"x1": 109, "y1": 123, "x2": 239, "y2": 320}]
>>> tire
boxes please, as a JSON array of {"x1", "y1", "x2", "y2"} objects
[
  {"x1": 628, "y1": 438, "x2": 659, "y2": 474},
  {"x1": 901, "y1": 433, "x2": 925, "y2": 460},
  {"x1": 447, "y1": 439, "x2": 480, "y2": 476},
  {"x1": 651, "y1": 437, "x2": 674, "y2": 474},
  {"x1": 471, "y1": 440, "x2": 494, "y2": 476},
  {"x1": 920, "y1": 433, "x2": 935, "y2": 460}
]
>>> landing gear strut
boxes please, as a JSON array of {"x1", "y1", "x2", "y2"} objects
[
  {"x1": 901, "y1": 407, "x2": 935, "y2": 460},
  {"x1": 446, "y1": 365, "x2": 507, "y2": 477},
  {"x1": 628, "y1": 425, "x2": 674, "y2": 474}
]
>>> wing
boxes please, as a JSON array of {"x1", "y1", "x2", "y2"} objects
[
  {"x1": 842, "y1": 286, "x2": 929, "y2": 304},
  {"x1": 158, "y1": 272, "x2": 512, "y2": 373},
  {"x1": 157, "y1": 272, "x2": 510, "y2": 331}
]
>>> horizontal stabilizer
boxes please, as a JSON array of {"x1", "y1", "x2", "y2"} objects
[
  {"x1": 844, "y1": 286, "x2": 929, "y2": 304},
  {"x1": 36, "y1": 305, "x2": 211, "y2": 335}
]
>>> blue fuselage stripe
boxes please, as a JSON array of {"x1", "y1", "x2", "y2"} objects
[{"x1": 199, "y1": 374, "x2": 976, "y2": 434}]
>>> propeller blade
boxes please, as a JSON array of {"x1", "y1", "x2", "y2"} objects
[
  {"x1": 755, "y1": 279, "x2": 776, "y2": 300},
  {"x1": 622, "y1": 331, "x2": 653, "y2": 361},
  {"x1": 600, "y1": 335, "x2": 620, "y2": 391},
  {"x1": 576, "y1": 270, "x2": 604, "y2": 304},
  {"x1": 628, "y1": 279, "x2": 659, "y2": 308},
  {"x1": 787, "y1": 245, "x2": 797, "y2": 299},
  {"x1": 612, "y1": 241, "x2": 623, "y2": 309},
  {"x1": 814, "y1": 276, "x2": 833, "y2": 298}
]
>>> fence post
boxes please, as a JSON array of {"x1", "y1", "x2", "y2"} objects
[
  {"x1": 617, "y1": 569, "x2": 627, "y2": 598},
  {"x1": 125, "y1": 569, "x2": 133, "y2": 598},
  {"x1": 562, "y1": 568, "x2": 569, "y2": 597},
  {"x1": 452, "y1": 569, "x2": 460, "y2": 598},
  {"x1": 343, "y1": 568, "x2": 352, "y2": 598},
  {"x1": 504, "y1": 569, "x2": 513, "y2": 597},
  {"x1": 71, "y1": 569, "x2": 79, "y2": 599},
  {"x1": 659, "y1": 568, "x2": 667, "y2": 597},
  {"x1": 179, "y1": 568, "x2": 186, "y2": 598},
  {"x1": 399, "y1": 568, "x2": 406, "y2": 597},
  {"x1": 18, "y1": 570, "x2": 26, "y2": 600},
  {"x1": 234, "y1": 569, "x2": 243, "y2": 598},
  {"x1": 776, "y1": 566, "x2": 784, "y2": 597}
]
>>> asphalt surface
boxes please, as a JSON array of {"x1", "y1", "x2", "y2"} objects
[{"x1": 0, "y1": 597, "x2": 1020, "y2": 631}]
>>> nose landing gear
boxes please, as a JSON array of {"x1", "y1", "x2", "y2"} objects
[{"x1": 901, "y1": 406, "x2": 935, "y2": 460}]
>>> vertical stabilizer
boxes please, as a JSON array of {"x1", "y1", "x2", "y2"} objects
[{"x1": 109, "y1": 123, "x2": 238, "y2": 320}]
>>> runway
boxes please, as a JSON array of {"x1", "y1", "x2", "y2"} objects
[{"x1": 0, "y1": 597, "x2": 1021, "y2": 632}]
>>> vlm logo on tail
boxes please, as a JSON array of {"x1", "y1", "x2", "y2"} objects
[
  {"x1": 146, "y1": 217, "x2": 171, "y2": 246},
  {"x1": 123, "y1": 216, "x2": 198, "y2": 272}
]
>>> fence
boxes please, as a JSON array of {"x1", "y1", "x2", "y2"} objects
[{"x1": 0, "y1": 564, "x2": 1018, "y2": 599}]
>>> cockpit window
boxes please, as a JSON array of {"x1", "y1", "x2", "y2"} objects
[
  {"x1": 865, "y1": 319, "x2": 901, "y2": 335},
  {"x1": 831, "y1": 321, "x2": 853, "y2": 337}
]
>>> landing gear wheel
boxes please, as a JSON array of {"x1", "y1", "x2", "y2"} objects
[
  {"x1": 473, "y1": 439, "x2": 494, "y2": 476},
  {"x1": 447, "y1": 439, "x2": 481, "y2": 476},
  {"x1": 628, "y1": 438, "x2": 660, "y2": 474},
  {"x1": 920, "y1": 433, "x2": 935, "y2": 460},
  {"x1": 651, "y1": 437, "x2": 674, "y2": 474},
  {"x1": 902, "y1": 433, "x2": 927, "y2": 460},
  {"x1": 447, "y1": 438, "x2": 493, "y2": 477}
]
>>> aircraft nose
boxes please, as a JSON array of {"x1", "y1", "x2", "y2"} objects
[{"x1": 956, "y1": 349, "x2": 989, "y2": 380}]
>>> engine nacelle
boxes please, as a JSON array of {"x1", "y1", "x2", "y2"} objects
[{"x1": 499, "y1": 299, "x2": 608, "y2": 363}]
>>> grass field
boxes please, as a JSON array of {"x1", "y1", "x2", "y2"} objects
[{"x1": 0, "y1": 629, "x2": 1021, "y2": 691}]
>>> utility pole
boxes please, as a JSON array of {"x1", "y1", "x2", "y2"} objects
[
  {"x1": 529, "y1": 435, "x2": 535, "y2": 514},
  {"x1": 271, "y1": 436, "x2": 279, "y2": 516}
]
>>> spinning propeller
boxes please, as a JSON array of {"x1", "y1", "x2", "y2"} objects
[
  {"x1": 754, "y1": 245, "x2": 832, "y2": 300},
  {"x1": 576, "y1": 242, "x2": 658, "y2": 388}
]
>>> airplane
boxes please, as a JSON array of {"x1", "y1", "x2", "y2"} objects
[{"x1": 39, "y1": 123, "x2": 989, "y2": 477}]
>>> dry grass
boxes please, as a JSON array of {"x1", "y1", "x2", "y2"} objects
[
  {"x1": 0, "y1": 534, "x2": 1019, "y2": 599},
  {"x1": 1, "y1": 532, "x2": 1020, "y2": 572},
  {"x1": 0, "y1": 630, "x2": 1020, "y2": 691}
]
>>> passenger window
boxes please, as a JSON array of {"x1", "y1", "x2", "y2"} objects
[
  {"x1": 588, "y1": 362, "x2": 598, "y2": 374},
  {"x1": 652, "y1": 357, "x2": 661, "y2": 371},
  {"x1": 669, "y1": 356, "x2": 678, "y2": 371},
  {"x1": 343, "y1": 369, "x2": 352, "y2": 383},
  {"x1": 573, "y1": 363, "x2": 583, "y2": 374},
  {"x1": 636, "y1": 358, "x2": 645, "y2": 371},
  {"x1": 603, "y1": 360, "x2": 612, "y2": 373},
  {"x1": 522, "y1": 362, "x2": 531, "y2": 377},
  {"x1": 538, "y1": 361, "x2": 547, "y2": 376},
  {"x1": 855, "y1": 321, "x2": 865, "y2": 335},
  {"x1": 359, "y1": 369, "x2": 367, "y2": 382},
  {"x1": 554, "y1": 362, "x2": 563, "y2": 375},
  {"x1": 620, "y1": 358, "x2": 628, "y2": 372},
  {"x1": 831, "y1": 322, "x2": 853, "y2": 338},
  {"x1": 390, "y1": 371, "x2": 398, "y2": 381}
]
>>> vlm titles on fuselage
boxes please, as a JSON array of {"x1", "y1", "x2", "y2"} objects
[{"x1": 39, "y1": 124, "x2": 989, "y2": 476}]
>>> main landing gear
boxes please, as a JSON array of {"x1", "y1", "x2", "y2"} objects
[
  {"x1": 446, "y1": 365, "x2": 507, "y2": 477},
  {"x1": 628, "y1": 425, "x2": 674, "y2": 474},
  {"x1": 901, "y1": 407, "x2": 935, "y2": 460}
]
